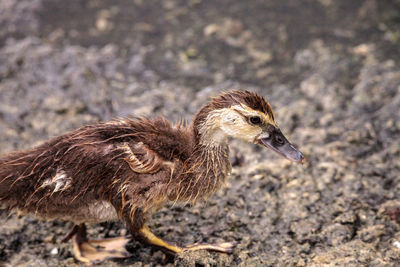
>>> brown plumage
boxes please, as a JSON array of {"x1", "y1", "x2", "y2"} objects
[{"x1": 0, "y1": 90, "x2": 304, "y2": 263}]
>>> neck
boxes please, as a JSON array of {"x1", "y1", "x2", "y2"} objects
[
  {"x1": 167, "y1": 110, "x2": 232, "y2": 204},
  {"x1": 171, "y1": 140, "x2": 231, "y2": 204},
  {"x1": 199, "y1": 127, "x2": 228, "y2": 147}
]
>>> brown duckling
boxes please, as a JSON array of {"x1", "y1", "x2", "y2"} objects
[{"x1": 0, "y1": 90, "x2": 304, "y2": 263}]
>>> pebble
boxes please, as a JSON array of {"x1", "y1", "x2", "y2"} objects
[{"x1": 50, "y1": 248, "x2": 58, "y2": 255}]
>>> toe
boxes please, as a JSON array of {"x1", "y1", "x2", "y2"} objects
[{"x1": 183, "y1": 241, "x2": 237, "y2": 253}]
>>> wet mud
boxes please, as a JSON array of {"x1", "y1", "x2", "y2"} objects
[{"x1": 0, "y1": 0, "x2": 400, "y2": 266}]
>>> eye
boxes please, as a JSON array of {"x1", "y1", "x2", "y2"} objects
[{"x1": 249, "y1": 116, "x2": 261, "y2": 125}]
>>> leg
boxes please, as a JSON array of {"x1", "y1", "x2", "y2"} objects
[
  {"x1": 66, "y1": 224, "x2": 131, "y2": 263},
  {"x1": 136, "y1": 225, "x2": 236, "y2": 254},
  {"x1": 124, "y1": 207, "x2": 235, "y2": 254}
]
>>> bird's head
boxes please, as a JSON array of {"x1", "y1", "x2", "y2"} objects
[{"x1": 194, "y1": 90, "x2": 305, "y2": 163}]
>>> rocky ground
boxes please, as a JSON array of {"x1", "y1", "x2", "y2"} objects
[{"x1": 0, "y1": 0, "x2": 400, "y2": 266}]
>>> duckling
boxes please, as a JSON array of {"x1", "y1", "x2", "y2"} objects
[{"x1": 0, "y1": 90, "x2": 304, "y2": 263}]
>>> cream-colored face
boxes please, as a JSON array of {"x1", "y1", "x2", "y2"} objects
[
  {"x1": 219, "y1": 104, "x2": 275, "y2": 143},
  {"x1": 198, "y1": 104, "x2": 276, "y2": 146}
]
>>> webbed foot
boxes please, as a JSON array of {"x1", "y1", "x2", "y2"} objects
[
  {"x1": 66, "y1": 224, "x2": 131, "y2": 263},
  {"x1": 138, "y1": 225, "x2": 236, "y2": 254},
  {"x1": 183, "y1": 241, "x2": 236, "y2": 253}
]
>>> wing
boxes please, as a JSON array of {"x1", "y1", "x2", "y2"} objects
[{"x1": 120, "y1": 142, "x2": 163, "y2": 174}]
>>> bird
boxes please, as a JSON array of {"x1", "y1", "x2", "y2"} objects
[{"x1": 0, "y1": 90, "x2": 304, "y2": 263}]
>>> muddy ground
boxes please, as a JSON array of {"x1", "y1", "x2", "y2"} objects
[{"x1": 0, "y1": 0, "x2": 400, "y2": 266}]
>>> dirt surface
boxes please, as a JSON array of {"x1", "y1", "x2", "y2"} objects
[{"x1": 1, "y1": 0, "x2": 400, "y2": 266}]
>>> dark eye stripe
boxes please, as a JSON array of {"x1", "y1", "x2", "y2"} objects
[{"x1": 232, "y1": 109, "x2": 264, "y2": 125}]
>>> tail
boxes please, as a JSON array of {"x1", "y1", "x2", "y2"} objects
[{"x1": 0, "y1": 147, "x2": 54, "y2": 211}]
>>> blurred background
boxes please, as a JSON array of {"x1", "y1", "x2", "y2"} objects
[{"x1": 0, "y1": 0, "x2": 399, "y2": 266}]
